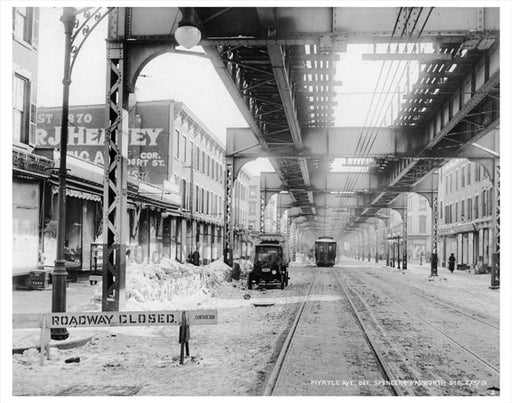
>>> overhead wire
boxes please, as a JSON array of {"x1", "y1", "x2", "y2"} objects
[
  {"x1": 325, "y1": 7, "x2": 406, "y2": 235},
  {"x1": 329, "y1": 7, "x2": 436, "y2": 237}
]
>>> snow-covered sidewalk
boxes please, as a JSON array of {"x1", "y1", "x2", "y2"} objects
[{"x1": 337, "y1": 257, "x2": 499, "y2": 323}]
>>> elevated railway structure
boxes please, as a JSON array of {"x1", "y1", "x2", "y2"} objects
[{"x1": 95, "y1": 6, "x2": 499, "y2": 308}]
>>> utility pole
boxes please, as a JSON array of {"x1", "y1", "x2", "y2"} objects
[{"x1": 189, "y1": 148, "x2": 195, "y2": 260}]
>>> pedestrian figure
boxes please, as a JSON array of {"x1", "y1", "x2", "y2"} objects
[
  {"x1": 448, "y1": 253, "x2": 456, "y2": 273},
  {"x1": 191, "y1": 248, "x2": 200, "y2": 266}
]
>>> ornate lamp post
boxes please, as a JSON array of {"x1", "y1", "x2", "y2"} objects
[{"x1": 51, "y1": 7, "x2": 112, "y2": 340}]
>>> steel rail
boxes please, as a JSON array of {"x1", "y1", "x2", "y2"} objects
[
  {"x1": 262, "y1": 267, "x2": 320, "y2": 396},
  {"x1": 330, "y1": 268, "x2": 403, "y2": 396},
  {"x1": 341, "y1": 269, "x2": 500, "y2": 376},
  {"x1": 356, "y1": 268, "x2": 499, "y2": 331}
]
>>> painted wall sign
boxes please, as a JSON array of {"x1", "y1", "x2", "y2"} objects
[{"x1": 36, "y1": 102, "x2": 172, "y2": 185}]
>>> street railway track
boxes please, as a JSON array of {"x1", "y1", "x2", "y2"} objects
[
  {"x1": 362, "y1": 268, "x2": 499, "y2": 331},
  {"x1": 339, "y1": 268, "x2": 500, "y2": 377},
  {"x1": 263, "y1": 267, "x2": 403, "y2": 396}
]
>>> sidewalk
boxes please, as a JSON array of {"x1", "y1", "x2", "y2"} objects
[
  {"x1": 12, "y1": 280, "x2": 100, "y2": 353},
  {"x1": 342, "y1": 256, "x2": 495, "y2": 288}
]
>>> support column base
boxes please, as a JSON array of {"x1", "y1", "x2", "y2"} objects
[{"x1": 51, "y1": 259, "x2": 69, "y2": 340}]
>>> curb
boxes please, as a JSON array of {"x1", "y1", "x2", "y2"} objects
[{"x1": 12, "y1": 335, "x2": 94, "y2": 355}]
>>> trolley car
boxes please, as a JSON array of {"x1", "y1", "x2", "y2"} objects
[{"x1": 315, "y1": 237, "x2": 337, "y2": 267}]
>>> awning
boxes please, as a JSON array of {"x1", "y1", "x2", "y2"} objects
[
  {"x1": 438, "y1": 222, "x2": 477, "y2": 236},
  {"x1": 52, "y1": 186, "x2": 102, "y2": 202}
]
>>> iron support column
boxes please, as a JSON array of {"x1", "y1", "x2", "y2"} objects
[
  {"x1": 385, "y1": 217, "x2": 390, "y2": 266},
  {"x1": 402, "y1": 205, "x2": 408, "y2": 270},
  {"x1": 259, "y1": 191, "x2": 266, "y2": 233},
  {"x1": 276, "y1": 207, "x2": 282, "y2": 233},
  {"x1": 430, "y1": 193, "x2": 439, "y2": 276},
  {"x1": 491, "y1": 160, "x2": 500, "y2": 288},
  {"x1": 102, "y1": 37, "x2": 128, "y2": 311},
  {"x1": 224, "y1": 157, "x2": 234, "y2": 267}
]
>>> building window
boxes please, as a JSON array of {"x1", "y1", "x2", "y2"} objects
[
  {"x1": 482, "y1": 190, "x2": 487, "y2": 216},
  {"x1": 488, "y1": 188, "x2": 493, "y2": 216},
  {"x1": 467, "y1": 164, "x2": 471, "y2": 185},
  {"x1": 461, "y1": 199, "x2": 465, "y2": 221},
  {"x1": 475, "y1": 195, "x2": 479, "y2": 219},
  {"x1": 195, "y1": 185, "x2": 199, "y2": 212},
  {"x1": 461, "y1": 166, "x2": 465, "y2": 187},
  {"x1": 250, "y1": 186, "x2": 257, "y2": 198},
  {"x1": 455, "y1": 170, "x2": 458, "y2": 190},
  {"x1": 13, "y1": 74, "x2": 30, "y2": 144},
  {"x1": 449, "y1": 173, "x2": 453, "y2": 192},
  {"x1": 181, "y1": 179, "x2": 187, "y2": 208},
  {"x1": 174, "y1": 129, "x2": 180, "y2": 159},
  {"x1": 419, "y1": 216, "x2": 427, "y2": 233},
  {"x1": 249, "y1": 201, "x2": 256, "y2": 215},
  {"x1": 482, "y1": 166, "x2": 488, "y2": 179},
  {"x1": 419, "y1": 198, "x2": 427, "y2": 211},
  {"x1": 195, "y1": 147, "x2": 200, "y2": 170},
  {"x1": 475, "y1": 164, "x2": 481, "y2": 181},
  {"x1": 181, "y1": 134, "x2": 187, "y2": 162},
  {"x1": 440, "y1": 201, "x2": 443, "y2": 219},
  {"x1": 13, "y1": 7, "x2": 37, "y2": 44},
  {"x1": 467, "y1": 198, "x2": 472, "y2": 220},
  {"x1": 201, "y1": 188, "x2": 205, "y2": 214}
]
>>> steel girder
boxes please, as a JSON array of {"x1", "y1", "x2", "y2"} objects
[{"x1": 107, "y1": 7, "x2": 500, "y2": 247}]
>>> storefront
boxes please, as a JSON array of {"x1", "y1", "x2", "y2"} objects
[
  {"x1": 12, "y1": 147, "x2": 54, "y2": 285},
  {"x1": 42, "y1": 186, "x2": 103, "y2": 275},
  {"x1": 439, "y1": 222, "x2": 484, "y2": 270}
]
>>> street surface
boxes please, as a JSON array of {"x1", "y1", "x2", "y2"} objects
[{"x1": 12, "y1": 259, "x2": 499, "y2": 396}]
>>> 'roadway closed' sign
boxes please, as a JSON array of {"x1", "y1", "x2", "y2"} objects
[{"x1": 13, "y1": 310, "x2": 218, "y2": 329}]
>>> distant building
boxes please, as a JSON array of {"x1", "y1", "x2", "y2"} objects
[
  {"x1": 36, "y1": 99, "x2": 254, "y2": 270},
  {"x1": 437, "y1": 159, "x2": 494, "y2": 271},
  {"x1": 233, "y1": 169, "x2": 251, "y2": 259},
  {"x1": 246, "y1": 175, "x2": 277, "y2": 234},
  {"x1": 406, "y1": 193, "x2": 432, "y2": 261}
]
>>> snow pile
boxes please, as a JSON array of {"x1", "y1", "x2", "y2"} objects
[
  {"x1": 89, "y1": 259, "x2": 233, "y2": 310},
  {"x1": 14, "y1": 347, "x2": 62, "y2": 366}
]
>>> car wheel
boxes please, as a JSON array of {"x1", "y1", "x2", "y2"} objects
[{"x1": 247, "y1": 274, "x2": 253, "y2": 290}]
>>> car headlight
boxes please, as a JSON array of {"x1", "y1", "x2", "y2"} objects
[{"x1": 271, "y1": 270, "x2": 277, "y2": 275}]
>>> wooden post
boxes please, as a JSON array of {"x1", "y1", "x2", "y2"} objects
[
  {"x1": 39, "y1": 316, "x2": 50, "y2": 365},
  {"x1": 179, "y1": 311, "x2": 190, "y2": 364}
]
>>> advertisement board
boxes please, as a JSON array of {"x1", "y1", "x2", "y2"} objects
[{"x1": 36, "y1": 102, "x2": 172, "y2": 185}]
